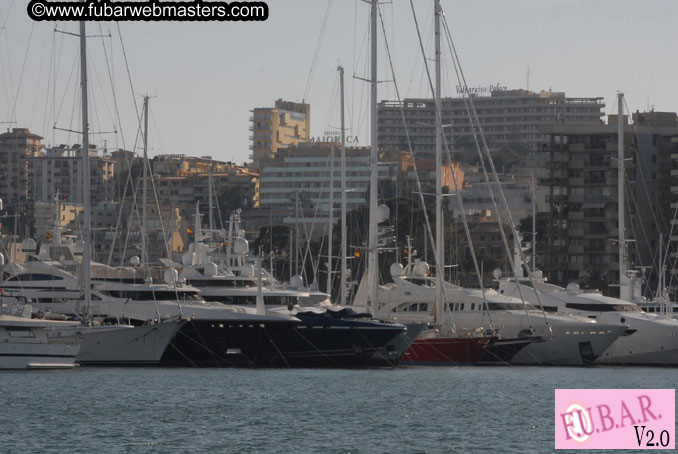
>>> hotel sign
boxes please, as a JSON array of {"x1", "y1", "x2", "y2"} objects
[
  {"x1": 309, "y1": 130, "x2": 359, "y2": 144},
  {"x1": 456, "y1": 84, "x2": 508, "y2": 95}
]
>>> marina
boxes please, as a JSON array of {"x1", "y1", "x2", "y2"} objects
[{"x1": 2, "y1": 0, "x2": 678, "y2": 451}]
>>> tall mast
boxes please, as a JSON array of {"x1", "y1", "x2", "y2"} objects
[
  {"x1": 208, "y1": 161, "x2": 214, "y2": 231},
  {"x1": 531, "y1": 174, "x2": 536, "y2": 270},
  {"x1": 618, "y1": 92, "x2": 630, "y2": 300},
  {"x1": 339, "y1": 65, "x2": 348, "y2": 306},
  {"x1": 434, "y1": 0, "x2": 443, "y2": 322},
  {"x1": 54, "y1": 189, "x2": 62, "y2": 245},
  {"x1": 79, "y1": 19, "x2": 92, "y2": 318},
  {"x1": 326, "y1": 143, "x2": 334, "y2": 296},
  {"x1": 141, "y1": 95, "x2": 149, "y2": 267},
  {"x1": 367, "y1": 0, "x2": 378, "y2": 313}
]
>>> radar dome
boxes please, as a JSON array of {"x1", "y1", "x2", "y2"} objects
[
  {"x1": 390, "y1": 263, "x2": 404, "y2": 278},
  {"x1": 164, "y1": 268, "x2": 179, "y2": 284},
  {"x1": 376, "y1": 204, "x2": 390, "y2": 223},
  {"x1": 566, "y1": 282, "x2": 580, "y2": 292},
  {"x1": 290, "y1": 274, "x2": 304, "y2": 289},
  {"x1": 413, "y1": 261, "x2": 429, "y2": 277},
  {"x1": 20, "y1": 238, "x2": 37, "y2": 252},
  {"x1": 129, "y1": 256, "x2": 140, "y2": 266},
  {"x1": 241, "y1": 263, "x2": 255, "y2": 278},
  {"x1": 233, "y1": 238, "x2": 249, "y2": 255},
  {"x1": 492, "y1": 268, "x2": 503, "y2": 280}
]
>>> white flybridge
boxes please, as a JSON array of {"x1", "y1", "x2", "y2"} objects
[{"x1": 496, "y1": 92, "x2": 678, "y2": 366}]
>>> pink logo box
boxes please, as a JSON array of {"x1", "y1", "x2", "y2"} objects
[{"x1": 555, "y1": 389, "x2": 675, "y2": 449}]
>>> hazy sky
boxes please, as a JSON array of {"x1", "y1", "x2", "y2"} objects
[{"x1": 1, "y1": 0, "x2": 677, "y2": 164}]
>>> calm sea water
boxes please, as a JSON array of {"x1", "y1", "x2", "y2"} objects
[{"x1": 0, "y1": 366, "x2": 675, "y2": 453}]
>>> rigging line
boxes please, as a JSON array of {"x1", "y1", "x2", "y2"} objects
[
  {"x1": 87, "y1": 39, "x2": 117, "y2": 141},
  {"x1": 406, "y1": 2, "x2": 497, "y2": 333},
  {"x1": 404, "y1": 1, "x2": 433, "y2": 99},
  {"x1": 98, "y1": 22, "x2": 126, "y2": 150},
  {"x1": 51, "y1": 23, "x2": 67, "y2": 145},
  {"x1": 0, "y1": 0, "x2": 17, "y2": 102},
  {"x1": 623, "y1": 97, "x2": 663, "y2": 235},
  {"x1": 350, "y1": 12, "x2": 370, "y2": 140},
  {"x1": 53, "y1": 51, "x2": 79, "y2": 132},
  {"x1": 29, "y1": 24, "x2": 51, "y2": 129},
  {"x1": 109, "y1": 23, "x2": 147, "y2": 264},
  {"x1": 41, "y1": 28, "x2": 56, "y2": 142},
  {"x1": 301, "y1": 0, "x2": 333, "y2": 103},
  {"x1": 349, "y1": 0, "x2": 359, "y2": 134},
  {"x1": 113, "y1": 111, "x2": 144, "y2": 266},
  {"x1": 624, "y1": 171, "x2": 656, "y2": 299},
  {"x1": 9, "y1": 21, "x2": 35, "y2": 124},
  {"x1": 86, "y1": 53, "x2": 104, "y2": 145},
  {"x1": 442, "y1": 13, "x2": 549, "y2": 326},
  {"x1": 115, "y1": 23, "x2": 142, "y2": 130},
  {"x1": 0, "y1": 0, "x2": 16, "y2": 30},
  {"x1": 298, "y1": 160, "x2": 333, "y2": 283}
]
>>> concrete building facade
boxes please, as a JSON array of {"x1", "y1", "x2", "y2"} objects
[
  {"x1": 377, "y1": 89, "x2": 605, "y2": 158},
  {"x1": 250, "y1": 99, "x2": 310, "y2": 171},
  {"x1": 258, "y1": 143, "x2": 400, "y2": 221},
  {"x1": 540, "y1": 121, "x2": 637, "y2": 294},
  {"x1": 0, "y1": 128, "x2": 43, "y2": 212},
  {"x1": 28, "y1": 144, "x2": 115, "y2": 205}
]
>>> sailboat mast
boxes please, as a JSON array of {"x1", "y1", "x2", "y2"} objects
[
  {"x1": 339, "y1": 65, "x2": 348, "y2": 306},
  {"x1": 208, "y1": 161, "x2": 214, "y2": 231},
  {"x1": 531, "y1": 174, "x2": 536, "y2": 270},
  {"x1": 367, "y1": 0, "x2": 378, "y2": 313},
  {"x1": 141, "y1": 95, "x2": 149, "y2": 267},
  {"x1": 327, "y1": 143, "x2": 334, "y2": 296},
  {"x1": 79, "y1": 20, "x2": 92, "y2": 317},
  {"x1": 434, "y1": 0, "x2": 444, "y2": 321},
  {"x1": 618, "y1": 92, "x2": 629, "y2": 300}
]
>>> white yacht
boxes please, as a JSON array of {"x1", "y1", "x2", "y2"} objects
[
  {"x1": 364, "y1": 260, "x2": 627, "y2": 365},
  {"x1": 0, "y1": 305, "x2": 80, "y2": 369},
  {"x1": 498, "y1": 275, "x2": 678, "y2": 366}
]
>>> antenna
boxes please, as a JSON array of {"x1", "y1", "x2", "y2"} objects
[{"x1": 526, "y1": 66, "x2": 530, "y2": 91}]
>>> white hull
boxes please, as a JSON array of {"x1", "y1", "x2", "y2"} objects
[
  {"x1": 510, "y1": 324, "x2": 627, "y2": 366},
  {"x1": 0, "y1": 343, "x2": 79, "y2": 369},
  {"x1": 49, "y1": 321, "x2": 186, "y2": 366},
  {"x1": 500, "y1": 280, "x2": 678, "y2": 366},
  {"x1": 594, "y1": 314, "x2": 678, "y2": 366}
]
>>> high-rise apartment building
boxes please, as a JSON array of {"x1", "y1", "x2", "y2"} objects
[
  {"x1": 378, "y1": 89, "x2": 605, "y2": 157},
  {"x1": 540, "y1": 121, "x2": 636, "y2": 294},
  {"x1": 0, "y1": 128, "x2": 43, "y2": 212},
  {"x1": 250, "y1": 99, "x2": 310, "y2": 171},
  {"x1": 28, "y1": 144, "x2": 116, "y2": 205}
]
